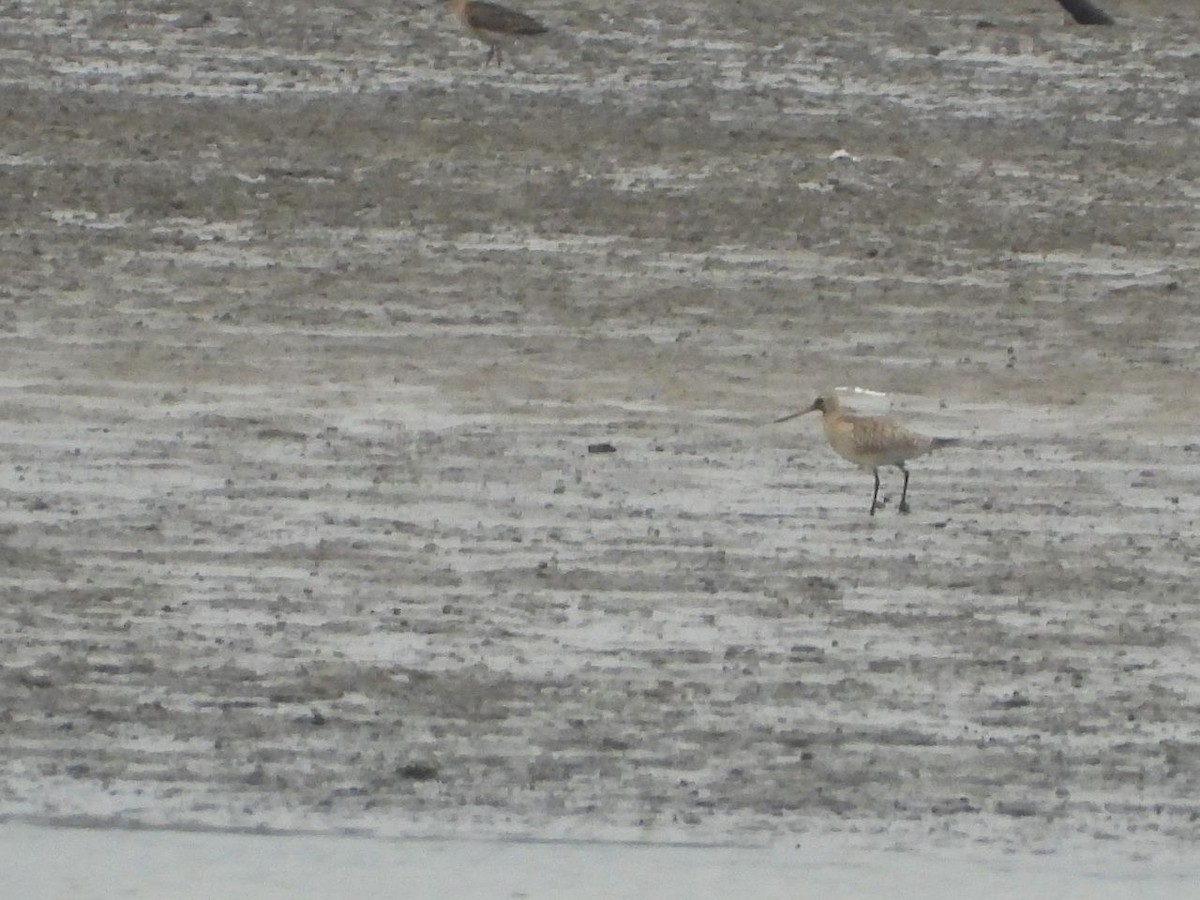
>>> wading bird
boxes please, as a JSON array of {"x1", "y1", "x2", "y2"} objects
[
  {"x1": 775, "y1": 393, "x2": 960, "y2": 516},
  {"x1": 444, "y1": 0, "x2": 548, "y2": 67},
  {"x1": 1055, "y1": 0, "x2": 1115, "y2": 26}
]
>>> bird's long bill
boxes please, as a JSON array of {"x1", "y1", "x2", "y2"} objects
[{"x1": 773, "y1": 402, "x2": 818, "y2": 424}]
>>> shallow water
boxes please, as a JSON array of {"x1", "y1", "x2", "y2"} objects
[{"x1": 4, "y1": 823, "x2": 1198, "y2": 900}]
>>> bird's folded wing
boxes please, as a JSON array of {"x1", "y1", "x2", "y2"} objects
[
  {"x1": 845, "y1": 417, "x2": 924, "y2": 457},
  {"x1": 467, "y1": 2, "x2": 547, "y2": 35}
]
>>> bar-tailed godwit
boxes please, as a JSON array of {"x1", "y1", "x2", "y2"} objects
[
  {"x1": 775, "y1": 392, "x2": 960, "y2": 516},
  {"x1": 444, "y1": 0, "x2": 548, "y2": 67}
]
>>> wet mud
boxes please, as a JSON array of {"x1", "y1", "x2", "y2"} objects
[{"x1": 1, "y1": 0, "x2": 1199, "y2": 853}]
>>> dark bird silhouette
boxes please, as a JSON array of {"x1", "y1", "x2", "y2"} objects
[{"x1": 1056, "y1": 0, "x2": 1115, "y2": 26}]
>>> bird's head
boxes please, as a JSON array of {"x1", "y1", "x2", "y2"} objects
[{"x1": 773, "y1": 394, "x2": 835, "y2": 423}]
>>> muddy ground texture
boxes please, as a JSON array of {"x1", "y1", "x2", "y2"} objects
[{"x1": 1, "y1": 0, "x2": 1199, "y2": 854}]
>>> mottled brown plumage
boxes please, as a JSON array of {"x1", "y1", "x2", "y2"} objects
[
  {"x1": 776, "y1": 393, "x2": 959, "y2": 515},
  {"x1": 446, "y1": 0, "x2": 547, "y2": 67}
]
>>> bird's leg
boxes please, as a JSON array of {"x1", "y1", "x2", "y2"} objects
[
  {"x1": 484, "y1": 43, "x2": 497, "y2": 66},
  {"x1": 870, "y1": 468, "x2": 881, "y2": 516},
  {"x1": 897, "y1": 464, "x2": 911, "y2": 514}
]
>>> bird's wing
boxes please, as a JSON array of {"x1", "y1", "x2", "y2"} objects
[
  {"x1": 465, "y1": 1, "x2": 547, "y2": 35},
  {"x1": 847, "y1": 415, "x2": 930, "y2": 459}
]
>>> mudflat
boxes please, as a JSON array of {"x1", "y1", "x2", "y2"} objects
[{"x1": 1, "y1": 0, "x2": 1198, "y2": 854}]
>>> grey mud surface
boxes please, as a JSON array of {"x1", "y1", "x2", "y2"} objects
[{"x1": 2, "y1": 0, "x2": 1199, "y2": 855}]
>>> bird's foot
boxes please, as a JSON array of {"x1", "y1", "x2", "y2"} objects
[{"x1": 898, "y1": 500, "x2": 911, "y2": 514}]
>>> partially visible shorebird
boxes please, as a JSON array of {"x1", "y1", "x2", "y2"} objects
[
  {"x1": 1055, "y1": 0, "x2": 1115, "y2": 26},
  {"x1": 775, "y1": 392, "x2": 960, "y2": 516},
  {"x1": 444, "y1": 0, "x2": 548, "y2": 67}
]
